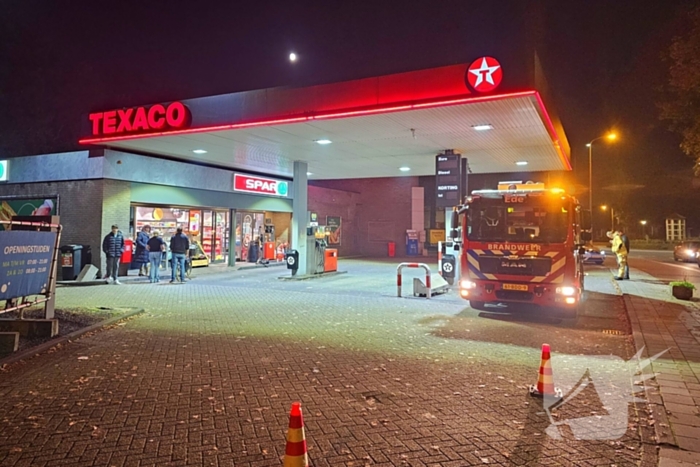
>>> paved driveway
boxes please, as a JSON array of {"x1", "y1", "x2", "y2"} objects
[{"x1": 0, "y1": 259, "x2": 653, "y2": 466}]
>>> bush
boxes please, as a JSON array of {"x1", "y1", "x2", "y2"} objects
[{"x1": 670, "y1": 281, "x2": 696, "y2": 289}]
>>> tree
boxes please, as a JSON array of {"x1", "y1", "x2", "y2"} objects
[{"x1": 659, "y1": 4, "x2": 700, "y2": 175}]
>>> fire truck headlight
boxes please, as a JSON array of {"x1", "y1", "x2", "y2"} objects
[
  {"x1": 556, "y1": 286, "x2": 576, "y2": 296},
  {"x1": 460, "y1": 289, "x2": 469, "y2": 298},
  {"x1": 686, "y1": 249, "x2": 695, "y2": 257},
  {"x1": 460, "y1": 280, "x2": 477, "y2": 289},
  {"x1": 565, "y1": 297, "x2": 577, "y2": 305}
]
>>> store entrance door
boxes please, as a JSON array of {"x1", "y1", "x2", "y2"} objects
[
  {"x1": 235, "y1": 211, "x2": 264, "y2": 262},
  {"x1": 199, "y1": 210, "x2": 229, "y2": 263}
]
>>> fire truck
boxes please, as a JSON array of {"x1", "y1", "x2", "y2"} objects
[{"x1": 455, "y1": 181, "x2": 591, "y2": 317}]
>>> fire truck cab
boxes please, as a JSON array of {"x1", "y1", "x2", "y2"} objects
[{"x1": 457, "y1": 181, "x2": 590, "y2": 318}]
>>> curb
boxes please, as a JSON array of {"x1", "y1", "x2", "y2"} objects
[
  {"x1": 57, "y1": 280, "x2": 111, "y2": 287},
  {"x1": 237, "y1": 261, "x2": 286, "y2": 271},
  {"x1": 0, "y1": 307, "x2": 145, "y2": 367},
  {"x1": 278, "y1": 270, "x2": 348, "y2": 281},
  {"x1": 620, "y1": 292, "x2": 677, "y2": 450}
]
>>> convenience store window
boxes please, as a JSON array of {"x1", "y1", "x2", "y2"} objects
[{"x1": 132, "y1": 205, "x2": 230, "y2": 264}]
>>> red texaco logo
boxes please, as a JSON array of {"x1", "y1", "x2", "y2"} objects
[{"x1": 466, "y1": 57, "x2": 503, "y2": 93}]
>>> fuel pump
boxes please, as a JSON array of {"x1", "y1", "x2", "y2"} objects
[
  {"x1": 313, "y1": 226, "x2": 328, "y2": 274},
  {"x1": 440, "y1": 208, "x2": 462, "y2": 285}
]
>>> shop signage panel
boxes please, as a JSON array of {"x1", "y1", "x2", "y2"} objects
[
  {"x1": 429, "y1": 229, "x2": 445, "y2": 244},
  {"x1": 436, "y1": 153, "x2": 461, "y2": 208},
  {"x1": 326, "y1": 216, "x2": 341, "y2": 246},
  {"x1": 0, "y1": 197, "x2": 58, "y2": 231},
  {"x1": 233, "y1": 174, "x2": 289, "y2": 197},
  {"x1": 0, "y1": 231, "x2": 56, "y2": 301},
  {"x1": 88, "y1": 101, "x2": 191, "y2": 137}
]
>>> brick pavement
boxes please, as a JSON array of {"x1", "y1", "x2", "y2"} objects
[
  {"x1": 0, "y1": 260, "x2": 654, "y2": 466},
  {"x1": 617, "y1": 266, "x2": 700, "y2": 465}
]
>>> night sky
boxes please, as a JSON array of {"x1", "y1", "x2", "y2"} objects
[{"x1": 0, "y1": 0, "x2": 696, "y2": 234}]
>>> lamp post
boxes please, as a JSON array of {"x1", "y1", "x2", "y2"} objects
[
  {"x1": 586, "y1": 133, "x2": 617, "y2": 232},
  {"x1": 601, "y1": 205, "x2": 614, "y2": 232},
  {"x1": 640, "y1": 220, "x2": 647, "y2": 239}
]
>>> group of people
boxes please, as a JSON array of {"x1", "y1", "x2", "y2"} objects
[
  {"x1": 101, "y1": 224, "x2": 191, "y2": 284},
  {"x1": 607, "y1": 229, "x2": 630, "y2": 280}
]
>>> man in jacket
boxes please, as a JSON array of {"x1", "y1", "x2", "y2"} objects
[
  {"x1": 170, "y1": 227, "x2": 190, "y2": 283},
  {"x1": 135, "y1": 225, "x2": 151, "y2": 276},
  {"x1": 102, "y1": 224, "x2": 125, "y2": 285}
]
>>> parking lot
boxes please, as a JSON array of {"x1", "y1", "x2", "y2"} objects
[{"x1": 0, "y1": 258, "x2": 653, "y2": 466}]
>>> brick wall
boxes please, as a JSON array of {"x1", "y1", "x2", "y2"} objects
[
  {"x1": 309, "y1": 177, "x2": 419, "y2": 257},
  {"x1": 0, "y1": 179, "x2": 133, "y2": 277},
  {"x1": 0, "y1": 180, "x2": 105, "y2": 278},
  {"x1": 100, "y1": 179, "x2": 132, "y2": 275}
]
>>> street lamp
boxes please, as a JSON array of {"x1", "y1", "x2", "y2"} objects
[
  {"x1": 586, "y1": 133, "x2": 617, "y2": 227},
  {"x1": 640, "y1": 220, "x2": 647, "y2": 238},
  {"x1": 601, "y1": 205, "x2": 615, "y2": 231}
]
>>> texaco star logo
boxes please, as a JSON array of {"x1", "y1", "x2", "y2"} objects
[
  {"x1": 466, "y1": 56, "x2": 503, "y2": 93},
  {"x1": 442, "y1": 262, "x2": 453, "y2": 274}
]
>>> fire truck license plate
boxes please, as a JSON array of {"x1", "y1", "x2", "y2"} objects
[{"x1": 503, "y1": 284, "x2": 528, "y2": 291}]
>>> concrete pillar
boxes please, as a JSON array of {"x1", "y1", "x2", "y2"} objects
[
  {"x1": 291, "y1": 161, "x2": 308, "y2": 275},
  {"x1": 228, "y1": 209, "x2": 236, "y2": 267}
]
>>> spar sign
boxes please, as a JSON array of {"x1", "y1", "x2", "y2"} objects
[{"x1": 233, "y1": 174, "x2": 289, "y2": 197}]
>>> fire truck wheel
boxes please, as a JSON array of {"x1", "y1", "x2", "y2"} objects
[{"x1": 469, "y1": 300, "x2": 486, "y2": 311}]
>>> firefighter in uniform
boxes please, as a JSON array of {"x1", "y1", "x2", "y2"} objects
[{"x1": 608, "y1": 230, "x2": 628, "y2": 280}]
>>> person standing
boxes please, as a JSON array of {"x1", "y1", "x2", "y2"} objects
[
  {"x1": 135, "y1": 225, "x2": 151, "y2": 276},
  {"x1": 102, "y1": 224, "x2": 125, "y2": 284},
  {"x1": 608, "y1": 230, "x2": 628, "y2": 281},
  {"x1": 169, "y1": 227, "x2": 190, "y2": 283},
  {"x1": 620, "y1": 229, "x2": 630, "y2": 280},
  {"x1": 147, "y1": 230, "x2": 166, "y2": 283}
]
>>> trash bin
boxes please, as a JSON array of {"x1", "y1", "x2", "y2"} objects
[
  {"x1": 247, "y1": 240, "x2": 260, "y2": 263},
  {"x1": 121, "y1": 239, "x2": 133, "y2": 264},
  {"x1": 388, "y1": 242, "x2": 396, "y2": 257},
  {"x1": 285, "y1": 250, "x2": 299, "y2": 270},
  {"x1": 60, "y1": 245, "x2": 83, "y2": 281},
  {"x1": 264, "y1": 241, "x2": 276, "y2": 260},
  {"x1": 324, "y1": 249, "x2": 338, "y2": 273},
  {"x1": 119, "y1": 239, "x2": 134, "y2": 277},
  {"x1": 441, "y1": 254, "x2": 456, "y2": 285}
]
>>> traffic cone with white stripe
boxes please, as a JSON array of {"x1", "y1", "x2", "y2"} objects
[
  {"x1": 529, "y1": 344, "x2": 562, "y2": 400},
  {"x1": 283, "y1": 402, "x2": 308, "y2": 467}
]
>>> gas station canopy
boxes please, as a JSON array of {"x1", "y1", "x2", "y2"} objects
[{"x1": 80, "y1": 60, "x2": 571, "y2": 180}]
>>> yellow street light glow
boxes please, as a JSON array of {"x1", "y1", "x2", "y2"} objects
[
  {"x1": 600, "y1": 205, "x2": 608, "y2": 211},
  {"x1": 607, "y1": 133, "x2": 617, "y2": 141},
  {"x1": 640, "y1": 220, "x2": 647, "y2": 225}
]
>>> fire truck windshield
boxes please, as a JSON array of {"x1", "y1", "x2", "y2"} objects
[{"x1": 467, "y1": 196, "x2": 569, "y2": 243}]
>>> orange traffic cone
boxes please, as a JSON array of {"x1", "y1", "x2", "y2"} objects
[
  {"x1": 283, "y1": 402, "x2": 308, "y2": 467},
  {"x1": 529, "y1": 344, "x2": 562, "y2": 399}
]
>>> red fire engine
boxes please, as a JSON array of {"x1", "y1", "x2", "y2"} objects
[{"x1": 457, "y1": 182, "x2": 590, "y2": 317}]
